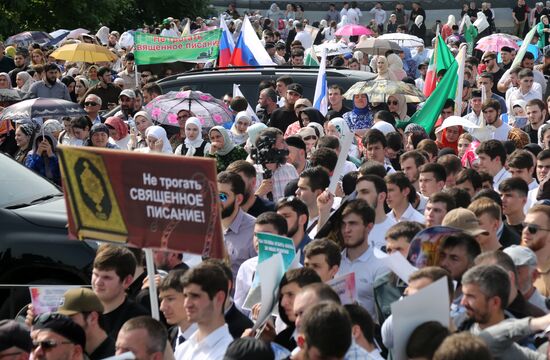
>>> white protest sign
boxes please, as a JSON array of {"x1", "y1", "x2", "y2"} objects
[
  {"x1": 391, "y1": 277, "x2": 450, "y2": 360},
  {"x1": 328, "y1": 130, "x2": 353, "y2": 193},
  {"x1": 373, "y1": 248, "x2": 418, "y2": 284},
  {"x1": 252, "y1": 252, "x2": 285, "y2": 331}
]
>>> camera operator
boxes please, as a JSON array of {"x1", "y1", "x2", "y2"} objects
[{"x1": 252, "y1": 127, "x2": 299, "y2": 201}]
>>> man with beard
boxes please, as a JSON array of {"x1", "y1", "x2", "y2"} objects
[
  {"x1": 226, "y1": 160, "x2": 274, "y2": 218},
  {"x1": 355, "y1": 175, "x2": 396, "y2": 250},
  {"x1": 276, "y1": 196, "x2": 310, "y2": 263},
  {"x1": 256, "y1": 88, "x2": 278, "y2": 124},
  {"x1": 115, "y1": 89, "x2": 137, "y2": 124},
  {"x1": 459, "y1": 264, "x2": 510, "y2": 332},
  {"x1": 285, "y1": 136, "x2": 308, "y2": 174},
  {"x1": 8, "y1": 49, "x2": 29, "y2": 86},
  {"x1": 217, "y1": 171, "x2": 256, "y2": 280},
  {"x1": 83, "y1": 67, "x2": 121, "y2": 110},
  {"x1": 29, "y1": 63, "x2": 71, "y2": 100},
  {"x1": 267, "y1": 83, "x2": 302, "y2": 133},
  {"x1": 335, "y1": 199, "x2": 389, "y2": 319},
  {"x1": 522, "y1": 204, "x2": 550, "y2": 297}
]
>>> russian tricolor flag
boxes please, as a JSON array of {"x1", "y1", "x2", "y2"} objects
[
  {"x1": 218, "y1": 18, "x2": 234, "y2": 68},
  {"x1": 230, "y1": 16, "x2": 275, "y2": 67}
]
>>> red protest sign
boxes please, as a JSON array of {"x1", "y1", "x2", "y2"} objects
[{"x1": 58, "y1": 146, "x2": 224, "y2": 258}]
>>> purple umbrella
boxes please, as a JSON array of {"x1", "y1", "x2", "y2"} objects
[{"x1": 5, "y1": 31, "x2": 52, "y2": 48}]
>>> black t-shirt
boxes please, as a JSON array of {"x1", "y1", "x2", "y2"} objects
[
  {"x1": 102, "y1": 297, "x2": 149, "y2": 339},
  {"x1": 248, "y1": 196, "x2": 275, "y2": 218},
  {"x1": 506, "y1": 221, "x2": 525, "y2": 237},
  {"x1": 328, "y1": 105, "x2": 351, "y2": 118},
  {"x1": 0, "y1": 56, "x2": 15, "y2": 73},
  {"x1": 89, "y1": 336, "x2": 116, "y2": 360},
  {"x1": 522, "y1": 123, "x2": 539, "y2": 144},
  {"x1": 267, "y1": 107, "x2": 298, "y2": 133},
  {"x1": 513, "y1": 5, "x2": 528, "y2": 21},
  {"x1": 491, "y1": 67, "x2": 506, "y2": 97}
]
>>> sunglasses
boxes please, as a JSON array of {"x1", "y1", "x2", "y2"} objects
[
  {"x1": 84, "y1": 102, "x2": 98, "y2": 106},
  {"x1": 387, "y1": 100, "x2": 398, "y2": 105},
  {"x1": 303, "y1": 135, "x2": 317, "y2": 141},
  {"x1": 32, "y1": 340, "x2": 73, "y2": 351},
  {"x1": 523, "y1": 222, "x2": 550, "y2": 234},
  {"x1": 219, "y1": 193, "x2": 228, "y2": 202}
]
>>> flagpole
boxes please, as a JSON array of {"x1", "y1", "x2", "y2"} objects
[{"x1": 454, "y1": 44, "x2": 467, "y2": 116}]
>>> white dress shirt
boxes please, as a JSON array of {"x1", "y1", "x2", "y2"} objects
[
  {"x1": 175, "y1": 324, "x2": 233, "y2": 360},
  {"x1": 234, "y1": 256, "x2": 258, "y2": 312},
  {"x1": 387, "y1": 203, "x2": 425, "y2": 224},
  {"x1": 368, "y1": 216, "x2": 397, "y2": 249},
  {"x1": 493, "y1": 167, "x2": 512, "y2": 192},
  {"x1": 174, "y1": 323, "x2": 199, "y2": 355}
]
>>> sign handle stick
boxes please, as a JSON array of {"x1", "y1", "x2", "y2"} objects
[{"x1": 144, "y1": 248, "x2": 160, "y2": 320}]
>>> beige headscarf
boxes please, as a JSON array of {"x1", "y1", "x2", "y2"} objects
[
  {"x1": 388, "y1": 94, "x2": 409, "y2": 120},
  {"x1": 387, "y1": 53, "x2": 407, "y2": 80}
]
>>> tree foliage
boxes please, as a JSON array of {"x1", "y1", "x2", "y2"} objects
[{"x1": 0, "y1": 0, "x2": 211, "y2": 41}]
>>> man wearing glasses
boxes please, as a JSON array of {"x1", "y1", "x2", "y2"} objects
[
  {"x1": 31, "y1": 314, "x2": 86, "y2": 360},
  {"x1": 0, "y1": 320, "x2": 32, "y2": 360},
  {"x1": 522, "y1": 204, "x2": 550, "y2": 297},
  {"x1": 481, "y1": 52, "x2": 505, "y2": 96},
  {"x1": 83, "y1": 95, "x2": 104, "y2": 125}
]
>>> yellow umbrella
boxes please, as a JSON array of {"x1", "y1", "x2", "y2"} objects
[{"x1": 50, "y1": 43, "x2": 117, "y2": 63}]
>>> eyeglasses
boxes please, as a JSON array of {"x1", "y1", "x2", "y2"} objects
[
  {"x1": 523, "y1": 222, "x2": 550, "y2": 234},
  {"x1": 387, "y1": 100, "x2": 398, "y2": 105},
  {"x1": 219, "y1": 192, "x2": 228, "y2": 202},
  {"x1": 84, "y1": 102, "x2": 98, "y2": 106},
  {"x1": 32, "y1": 340, "x2": 73, "y2": 351},
  {"x1": 303, "y1": 135, "x2": 317, "y2": 141}
]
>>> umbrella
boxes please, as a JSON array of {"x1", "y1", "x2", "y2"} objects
[
  {"x1": 476, "y1": 34, "x2": 520, "y2": 52},
  {"x1": 335, "y1": 24, "x2": 374, "y2": 37},
  {"x1": 48, "y1": 29, "x2": 70, "y2": 46},
  {"x1": 343, "y1": 79, "x2": 426, "y2": 103},
  {"x1": 66, "y1": 28, "x2": 89, "y2": 39},
  {"x1": 50, "y1": 43, "x2": 117, "y2": 63},
  {"x1": 435, "y1": 116, "x2": 479, "y2": 132},
  {"x1": 0, "y1": 98, "x2": 86, "y2": 122},
  {"x1": 145, "y1": 90, "x2": 233, "y2": 128},
  {"x1": 0, "y1": 89, "x2": 32, "y2": 102},
  {"x1": 355, "y1": 37, "x2": 402, "y2": 55},
  {"x1": 314, "y1": 41, "x2": 353, "y2": 57},
  {"x1": 378, "y1": 33, "x2": 424, "y2": 48},
  {"x1": 5, "y1": 31, "x2": 52, "y2": 48}
]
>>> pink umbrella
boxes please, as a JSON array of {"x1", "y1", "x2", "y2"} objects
[
  {"x1": 335, "y1": 24, "x2": 374, "y2": 37},
  {"x1": 475, "y1": 35, "x2": 519, "y2": 52}
]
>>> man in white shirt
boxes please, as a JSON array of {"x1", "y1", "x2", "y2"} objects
[
  {"x1": 463, "y1": 89, "x2": 483, "y2": 127},
  {"x1": 385, "y1": 172, "x2": 425, "y2": 224},
  {"x1": 340, "y1": 1, "x2": 350, "y2": 17},
  {"x1": 160, "y1": 19, "x2": 180, "y2": 37},
  {"x1": 476, "y1": 139, "x2": 511, "y2": 192},
  {"x1": 481, "y1": 99, "x2": 512, "y2": 141},
  {"x1": 508, "y1": 150, "x2": 538, "y2": 192},
  {"x1": 296, "y1": 166, "x2": 330, "y2": 239},
  {"x1": 369, "y1": 2, "x2": 387, "y2": 33},
  {"x1": 347, "y1": 1, "x2": 363, "y2": 24},
  {"x1": 176, "y1": 263, "x2": 234, "y2": 360},
  {"x1": 506, "y1": 69, "x2": 543, "y2": 113},
  {"x1": 355, "y1": 174, "x2": 396, "y2": 249},
  {"x1": 294, "y1": 22, "x2": 313, "y2": 50},
  {"x1": 336, "y1": 199, "x2": 390, "y2": 318}
]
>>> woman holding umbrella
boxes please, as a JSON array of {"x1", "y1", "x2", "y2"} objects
[
  {"x1": 343, "y1": 93, "x2": 374, "y2": 135},
  {"x1": 207, "y1": 126, "x2": 247, "y2": 172},
  {"x1": 175, "y1": 117, "x2": 211, "y2": 157},
  {"x1": 25, "y1": 133, "x2": 61, "y2": 185}
]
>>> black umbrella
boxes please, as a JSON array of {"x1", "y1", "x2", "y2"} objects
[
  {"x1": 0, "y1": 97, "x2": 85, "y2": 121},
  {"x1": 0, "y1": 89, "x2": 33, "y2": 102}
]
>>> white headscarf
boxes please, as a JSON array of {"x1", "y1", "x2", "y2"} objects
[
  {"x1": 144, "y1": 125, "x2": 173, "y2": 153},
  {"x1": 446, "y1": 15, "x2": 456, "y2": 27},
  {"x1": 231, "y1": 111, "x2": 251, "y2": 146},
  {"x1": 183, "y1": 117, "x2": 206, "y2": 156},
  {"x1": 16, "y1": 71, "x2": 34, "y2": 92}
]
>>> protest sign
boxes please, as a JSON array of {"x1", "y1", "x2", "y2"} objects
[
  {"x1": 134, "y1": 29, "x2": 221, "y2": 65},
  {"x1": 257, "y1": 232, "x2": 296, "y2": 269},
  {"x1": 252, "y1": 253, "x2": 285, "y2": 331},
  {"x1": 327, "y1": 272, "x2": 357, "y2": 304},
  {"x1": 30, "y1": 286, "x2": 80, "y2": 315},
  {"x1": 407, "y1": 226, "x2": 462, "y2": 268},
  {"x1": 57, "y1": 146, "x2": 224, "y2": 258},
  {"x1": 374, "y1": 248, "x2": 418, "y2": 284},
  {"x1": 391, "y1": 277, "x2": 450, "y2": 360}
]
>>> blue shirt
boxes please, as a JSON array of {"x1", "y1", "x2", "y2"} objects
[{"x1": 29, "y1": 80, "x2": 71, "y2": 101}]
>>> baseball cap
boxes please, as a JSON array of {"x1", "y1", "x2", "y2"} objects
[
  {"x1": 57, "y1": 288, "x2": 104, "y2": 316},
  {"x1": 442, "y1": 208, "x2": 489, "y2": 237},
  {"x1": 32, "y1": 313, "x2": 86, "y2": 350},
  {"x1": 297, "y1": 126, "x2": 316, "y2": 139},
  {"x1": 162, "y1": 18, "x2": 171, "y2": 25},
  {"x1": 286, "y1": 83, "x2": 303, "y2": 96},
  {"x1": 119, "y1": 89, "x2": 136, "y2": 99},
  {"x1": 503, "y1": 245, "x2": 537, "y2": 267},
  {"x1": 294, "y1": 98, "x2": 312, "y2": 108},
  {"x1": 0, "y1": 320, "x2": 32, "y2": 352}
]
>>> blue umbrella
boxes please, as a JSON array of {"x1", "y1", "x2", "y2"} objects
[{"x1": 48, "y1": 29, "x2": 70, "y2": 46}]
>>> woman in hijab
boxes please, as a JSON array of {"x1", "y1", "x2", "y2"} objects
[
  {"x1": 128, "y1": 111, "x2": 153, "y2": 150},
  {"x1": 175, "y1": 117, "x2": 211, "y2": 156},
  {"x1": 105, "y1": 116, "x2": 130, "y2": 150},
  {"x1": 326, "y1": 117, "x2": 361, "y2": 159},
  {"x1": 0, "y1": 72, "x2": 12, "y2": 89},
  {"x1": 441, "y1": 15, "x2": 455, "y2": 41},
  {"x1": 14, "y1": 123, "x2": 35, "y2": 164},
  {"x1": 387, "y1": 94, "x2": 410, "y2": 122},
  {"x1": 74, "y1": 76, "x2": 89, "y2": 103},
  {"x1": 15, "y1": 71, "x2": 34, "y2": 92},
  {"x1": 207, "y1": 126, "x2": 248, "y2": 172},
  {"x1": 139, "y1": 125, "x2": 173, "y2": 154},
  {"x1": 231, "y1": 112, "x2": 252, "y2": 147},
  {"x1": 86, "y1": 124, "x2": 120, "y2": 149},
  {"x1": 387, "y1": 53, "x2": 407, "y2": 80},
  {"x1": 61, "y1": 76, "x2": 77, "y2": 102},
  {"x1": 266, "y1": 3, "x2": 284, "y2": 21},
  {"x1": 86, "y1": 65, "x2": 100, "y2": 87},
  {"x1": 537, "y1": 15, "x2": 550, "y2": 50},
  {"x1": 410, "y1": 14, "x2": 426, "y2": 41},
  {"x1": 403, "y1": 123, "x2": 428, "y2": 151},
  {"x1": 436, "y1": 125, "x2": 463, "y2": 154},
  {"x1": 343, "y1": 93, "x2": 374, "y2": 135},
  {"x1": 25, "y1": 133, "x2": 61, "y2": 185},
  {"x1": 373, "y1": 56, "x2": 398, "y2": 80}
]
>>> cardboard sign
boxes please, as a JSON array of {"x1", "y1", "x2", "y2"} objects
[
  {"x1": 327, "y1": 272, "x2": 357, "y2": 304},
  {"x1": 58, "y1": 146, "x2": 224, "y2": 258},
  {"x1": 252, "y1": 253, "x2": 285, "y2": 331}
]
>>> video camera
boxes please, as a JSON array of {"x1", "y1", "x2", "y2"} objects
[{"x1": 250, "y1": 132, "x2": 289, "y2": 179}]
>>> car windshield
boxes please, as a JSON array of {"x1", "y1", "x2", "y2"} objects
[{"x1": 0, "y1": 154, "x2": 62, "y2": 208}]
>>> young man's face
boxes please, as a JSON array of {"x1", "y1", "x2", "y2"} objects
[
  {"x1": 519, "y1": 76, "x2": 534, "y2": 91},
  {"x1": 537, "y1": 158, "x2": 550, "y2": 182},
  {"x1": 280, "y1": 282, "x2": 301, "y2": 322},
  {"x1": 460, "y1": 283, "x2": 493, "y2": 325},
  {"x1": 509, "y1": 166, "x2": 533, "y2": 184},
  {"x1": 501, "y1": 190, "x2": 527, "y2": 217},
  {"x1": 92, "y1": 268, "x2": 129, "y2": 303},
  {"x1": 304, "y1": 254, "x2": 338, "y2": 282},
  {"x1": 477, "y1": 153, "x2": 501, "y2": 176},
  {"x1": 419, "y1": 171, "x2": 444, "y2": 197},
  {"x1": 340, "y1": 212, "x2": 368, "y2": 249},
  {"x1": 424, "y1": 201, "x2": 448, "y2": 227},
  {"x1": 385, "y1": 236, "x2": 410, "y2": 258},
  {"x1": 183, "y1": 283, "x2": 219, "y2": 324},
  {"x1": 296, "y1": 177, "x2": 319, "y2": 209},
  {"x1": 522, "y1": 211, "x2": 550, "y2": 252},
  {"x1": 277, "y1": 205, "x2": 302, "y2": 239},
  {"x1": 328, "y1": 88, "x2": 343, "y2": 106},
  {"x1": 365, "y1": 142, "x2": 385, "y2": 163},
  {"x1": 526, "y1": 105, "x2": 545, "y2": 127},
  {"x1": 385, "y1": 183, "x2": 408, "y2": 210},
  {"x1": 159, "y1": 288, "x2": 187, "y2": 325},
  {"x1": 438, "y1": 245, "x2": 471, "y2": 281},
  {"x1": 401, "y1": 157, "x2": 420, "y2": 184},
  {"x1": 456, "y1": 180, "x2": 476, "y2": 198},
  {"x1": 355, "y1": 180, "x2": 379, "y2": 209}
]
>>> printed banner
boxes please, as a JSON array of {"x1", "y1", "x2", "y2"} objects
[
  {"x1": 257, "y1": 232, "x2": 296, "y2": 269},
  {"x1": 57, "y1": 146, "x2": 224, "y2": 258},
  {"x1": 134, "y1": 29, "x2": 221, "y2": 65},
  {"x1": 30, "y1": 286, "x2": 80, "y2": 315},
  {"x1": 327, "y1": 272, "x2": 357, "y2": 305}
]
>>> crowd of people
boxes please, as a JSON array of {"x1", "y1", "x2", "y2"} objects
[{"x1": 4, "y1": 1, "x2": 550, "y2": 360}]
